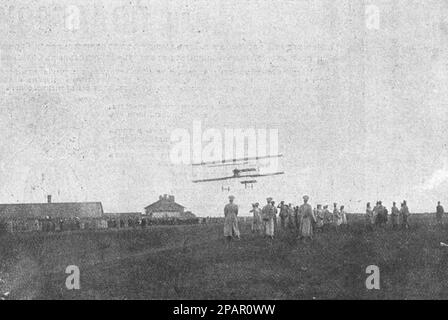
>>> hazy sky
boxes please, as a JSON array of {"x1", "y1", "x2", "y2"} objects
[{"x1": 1, "y1": 0, "x2": 448, "y2": 215}]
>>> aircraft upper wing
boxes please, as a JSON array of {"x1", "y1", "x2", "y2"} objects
[
  {"x1": 206, "y1": 162, "x2": 248, "y2": 167},
  {"x1": 192, "y1": 154, "x2": 283, "y2": 166}
]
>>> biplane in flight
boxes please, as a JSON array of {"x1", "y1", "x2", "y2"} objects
[{"x1": 191, "y1": 154, "x2": 284, "y2": 188}]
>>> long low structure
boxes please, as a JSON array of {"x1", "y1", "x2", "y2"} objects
[
  {"x1": 0, "y1": 195, "x2": 202, "y2": 233},
  {"x1": 0, "y1": 202, "x2": 104, "y2": 219}
]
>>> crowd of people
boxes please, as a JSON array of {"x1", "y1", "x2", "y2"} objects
[
  {"x1": 223, "y1": 195, "x2": 445, "y2": 243},
  {"x1": 364, "y1": 200, "x2": 412, "y2": 230},
  {"x1": 0, "y1": 215, "x2": 201, "y2": 234},
  {"x1": 223, "y1": 195, "x2": 349, "y2": 243}
]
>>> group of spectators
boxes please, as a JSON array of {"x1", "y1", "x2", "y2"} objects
[
  {"x1": 365, "y1": 200, "x2": 411, "y2": 230},
  {"x1": 251, "y1": 196, "x2": 349, "y2": 241},
  {"x1": 0, "y1": 215, "x2": 200, "y2": 234},
  {"x1": 223, "y1": 196, "x2": 443, "y2": 243},
  {"x1": 224, "y1": 195, "x2": 350, "y2": 243}
]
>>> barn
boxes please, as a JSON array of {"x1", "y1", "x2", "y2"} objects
[
  {"x1": 0, "y1": 196, "x2": 105, "y2": 232},
  {"x1": 144, "y1": 194, "x2": 189, "y2": 219},
  {"x1": 0, "y1": 196, "x2": 104, "y2": 219}
]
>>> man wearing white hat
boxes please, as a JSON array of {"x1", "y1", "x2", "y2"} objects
[
  {"x1": 299, "y1": 195, "x2": 315, "y2": 241},
  {"x1": 250, "y1": 202, "x2": 262, "y2": 234},
  {"x1": 262, "y1": 197, "x2": 275, "y2": 239},
  {"x1": 278, "y1": 201, "x2": 289, "y2": 231},
  {"x1": 224, "y1": 195, "x2": 240, "y2": 242},
  {"x1": 400, "y1": 200, "x2": 410, "y2": 230}
]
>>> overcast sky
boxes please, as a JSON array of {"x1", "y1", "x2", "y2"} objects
[{"x1": 1, "y1": 0, "x2": 448, "y2": 215}]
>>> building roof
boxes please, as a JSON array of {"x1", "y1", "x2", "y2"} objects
[
  {"x1": 183, "y1": 211, "x2": 196, "y2": 219},
  {"x1": 144, "y1": 194, "x2": 185, "y2": 212},
  {"x1": 144, "y1": 200, "x2": 185, "y2": 212},
  {"x1": 0, "y1": 202, "x2": 104, "y2": 219}
]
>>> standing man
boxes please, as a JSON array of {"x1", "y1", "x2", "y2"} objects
[
  {"x1": 375, "y1": 201, "x2": 387, "y2": 226},
  {"x1": 224, "y1": 195, "x2": 240, "y2": 242},
  {"x1": 391, "y1": 202, "x2": 400, "y2": 230},
  {"x1": 315, "y1": 204, "x2": 324, "y2": 233},
  {"x1": 278, "y1": 201, "x2": 289, "y2": 230},
  {"x1": 262, "y1": 197, "x2": 275, "y2": 239},
  {"x1": 287, "y1": 203, "x2": 295, "y2": 229},
  {"x1": 323, "y1": 205, "x2": 332, "y2": 231},
  {"x1": 372, "y1": 201, "x2": 379, "y2": 224},
  {"x1": 400, "y1": 200, "x2": 410, "y2": 230},
  {"x1": 436, "y1": 201, "x2": 445, "y2": 226},
  {"x1": 271, "y1": 201, "x2": 278, "y2": 232},
  {"x1": 333, "y1": 203, "x2": 342, "y2": 228},
  {"x1": 250, "y1": 203, "x2": 262, "y2": 234},
  {"x1": 366, "y1": 202, "x2": 374, "y2": 231},
  {"x1": 340, "y1": 205, "x2": 348, "y2": 229},
  {"x1": 294, "y1": 206, "x2": 300, "y2": 231},
  {"x1": 299, "y1": 195, "x2": 315, "y2": 241}
]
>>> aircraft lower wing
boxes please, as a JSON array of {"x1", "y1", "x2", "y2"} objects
[
  {"x1": 207, "y1": 162, "x2": 248, "y2": 167},
  {"x1": 192, "y1": 171, "x2": 284, "y2": 183},
  {"x1": 245, "y1": 172, "x2": 284, "y2": 178},
  {"x1": 192, "y1": 175, "x2": 236, "y2": 183}
]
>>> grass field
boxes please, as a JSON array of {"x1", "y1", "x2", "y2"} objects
[{"x1": 1, "y1": 214, "x2": 448, "y2": 300}]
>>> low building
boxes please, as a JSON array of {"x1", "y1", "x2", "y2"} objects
[
  {"x1": 0, "y1": 196, "x2": 104, "y2": 219},
  {"x1": 183, "y1": 211, "x2": 196, "y2": 219},
  {"x1": 145, "y1": 194, "x2": 193, "y2": 219},
  {"x1": 0, "y1": 196, "x2": 105, "y2": 232}
]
